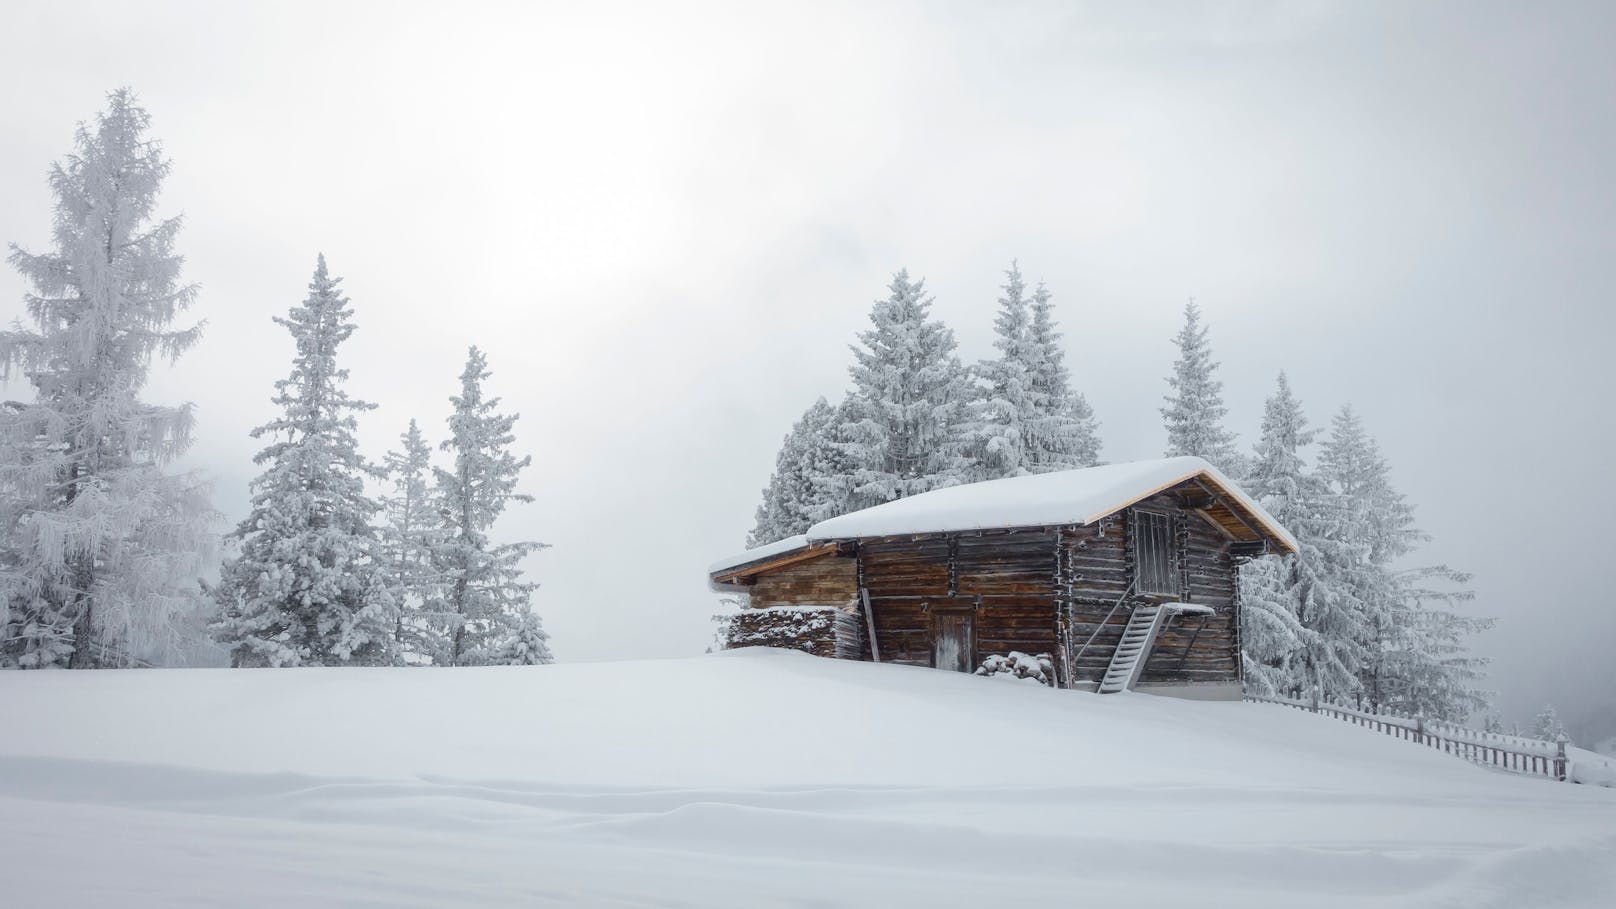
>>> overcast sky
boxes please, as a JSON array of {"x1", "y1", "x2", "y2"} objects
[{"x1": 2, "y1": 0, "x2": 1611, "y2": 727}]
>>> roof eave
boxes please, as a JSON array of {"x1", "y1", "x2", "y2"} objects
[{"x1": 709, "y1": 541, "x2": 837, "y2": 586}]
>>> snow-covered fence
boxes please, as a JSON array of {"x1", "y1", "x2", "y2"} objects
[{"x1": 1245, "y1": 694, "x2": 1583, "y2": 783}]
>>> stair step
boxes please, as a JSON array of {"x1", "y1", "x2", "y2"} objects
[{"x1": 1096, "y1": 603, "x2": 1172, "y2": 695}]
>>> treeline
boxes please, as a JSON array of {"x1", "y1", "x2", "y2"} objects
[
  {"x1": 0, "y1": 91, "x2": 551, "y2": 669},
  {"x1": 745, "y1": 275, "x2": 1494, "y2": 721},
  {"x1": 748, "y1": 265, "x2": 1100, "y2": 546}
]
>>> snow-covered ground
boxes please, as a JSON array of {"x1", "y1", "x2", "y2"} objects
[{"x1": 2, "y1": 650, "x2": 1613, "y2": 907}]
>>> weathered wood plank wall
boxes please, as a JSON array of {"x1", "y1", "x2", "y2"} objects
[
  {"x1": 728, "y1": 478, "x2": 1250, "y2": 688},
  {"x1": 1058, "y1": 487, "x2": 1242, "y2": 688},
  {"x1": 747, "y1": 555, "x2": 858, "y2": 609},
  {"x1": 857, "y1": 530, "x2": 1059, "y2": 668}
]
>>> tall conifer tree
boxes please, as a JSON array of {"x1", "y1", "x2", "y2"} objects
[
  {"x1": 430, "y1": 347, "x2": 551, "y2": 666},
  {"x1": 839, "y1": 270, "x2": 972, "y2": 507},
  {"x1": 380, "y1": 419, "x2": 442, "y2": 661},
  {"x1": 0, "y1": 89, "x2": 215, "y2": 669},
  {"x1": 971, "y1": 265, "x2": 1102, "y2": 480},
  {"x1": 1318, "y1": 406, "x2": 1491, "y2": 719},
  {"x1": 1238, "y1": 373, "x2": 1366, "y2": 698},
  {"x1": 970, "y1": 262, "x2": 1035, "y2": 479},
  {"x1": 1026, "y1": 279, "x2": 1101, "y2": 470},
  {"x1": 748, "y1": 397, "x2": 853, "y2": 547},
  {"x1": 212, "y1": 256, "x2": 394, "y2": 667},
  {"x1": 1161, "y1": 301, "x2": 1240, "y2": 473}
]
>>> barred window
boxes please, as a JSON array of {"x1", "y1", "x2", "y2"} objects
[{"x1": 1132, "y1": 510, "x2": 1177, "y2": 597}]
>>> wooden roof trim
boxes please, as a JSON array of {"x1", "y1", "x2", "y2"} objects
[
  {"x1": 1188, "y1": 474, "x2": 1295, "y2": 553},
  {"x1": 711, "y1": 541, "x2": 838, "y2": 585}
]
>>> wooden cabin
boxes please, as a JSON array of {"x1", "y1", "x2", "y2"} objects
[{"x1": 708, "y1": 456, "x2": 1297, "y2": 699}]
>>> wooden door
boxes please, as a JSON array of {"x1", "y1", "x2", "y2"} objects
[{"x1": 931, "y1": 611, "x2": 974, "y2": 673}]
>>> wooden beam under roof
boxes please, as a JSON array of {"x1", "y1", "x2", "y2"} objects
[{"x1": 711, "y1": 541, "x2": 839, "y2": 585}]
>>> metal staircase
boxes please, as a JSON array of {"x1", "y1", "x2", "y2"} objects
[
  {"x1": 1098, "y1": 603, "x2": 1166, "y2": 693},
  {"x1": 1097, "y1": 602, "x2": 1213, "y2": 694}
]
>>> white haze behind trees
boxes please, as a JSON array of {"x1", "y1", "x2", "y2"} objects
[{"x1": 0, "y1": 1, "x2": 1611, "y2": 733}]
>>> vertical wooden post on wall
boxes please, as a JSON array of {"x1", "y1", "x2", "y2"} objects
[
  {"x1": 1555, "y1": 734, "x2": 1568, "y2": 782},
  {"x1": 860, "y1": 588, "x2": 881, "y2": 663}
]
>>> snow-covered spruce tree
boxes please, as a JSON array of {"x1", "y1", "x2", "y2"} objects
[
  {"x1": 1161, "y1": 300, "x2": 1240, "y2": 474},
  {"x1": 747, "y1": 396, "x2": 854, "y2": 547},
  {"x1": 969, "y1": 262, "x2": 1038, "y2": 480},
  {"x1": 838, "y1": 270, "x2": 973, "y2": 508},
  {"x1": 211, "y1": 256, "x2": 395, "y2": 668},
  {"x1": 1238, "y1": 373, "x2": 1319, "y2": 694},
  {"x1": 807, "y1": 395, "x2": 862, "y2": 524},
  {"x1": 1318, "y1": 406, "x2": 1491, "y2": 720},
  {"x1": 482, "y1": 608, "x2": 551, "y2": 665},
  {"x1": 970, "y1": 265, "x2": 1102, "y2": 481},
  {"x1": 1238, "y1": 373, "x2": 1365, "y2": 699},
  {"x1": 0, "y1": 89, "x2": 216, "y2": 669},
  {"x1": 430, "y1": 347, "x2": 551, "y2": 666},
  {"x1": 1026, "y1": 278, "x2": 1101, "y2": 470},
  {"x1": 379, "y1": 419, "x2": 444, "y2": 662}
]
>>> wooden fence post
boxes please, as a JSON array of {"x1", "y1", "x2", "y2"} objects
[
  {"x1": 1555, "y1": 734, "x2": 1569, "y2": 782},
  {"x1": 1415, "y1": 715, "x2": 1425, "y2": 746}
]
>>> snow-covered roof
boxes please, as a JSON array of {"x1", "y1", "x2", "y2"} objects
[
  {"x1": 804, "y1": 457, "x2": 1297, "y2": 551},
  {"x1": 707, "y1": 534, "x2": 814, "y2": 577},
  {"x1": 709, "y1": 458, "x2": 1296, "y2": 585}
]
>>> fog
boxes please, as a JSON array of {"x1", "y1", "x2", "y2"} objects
[{"x1": 1, "y1": 0, "x2": 1611, "y2": 729}]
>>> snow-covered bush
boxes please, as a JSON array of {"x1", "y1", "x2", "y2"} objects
[{"x1": 975, "y1": 651, "x2": 1056, "y2": 686}]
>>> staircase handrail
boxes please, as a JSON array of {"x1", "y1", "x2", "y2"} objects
[{"x1": 1070, "y1": 577, "x2": 1136, "y2": 670}]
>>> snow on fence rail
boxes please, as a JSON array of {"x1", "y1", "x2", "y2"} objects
[{"x1": 1243, "y1": 693, "x2": 1594, "y2": 783}]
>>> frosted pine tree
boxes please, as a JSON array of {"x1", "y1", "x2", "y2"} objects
[
  {"x1": 1319, "y1": 406, "x2": 1491, "y2": 720},
  {"x1": 0, "y1": 89, "x2": 216, "y2": 669},
  {"x1": 840, "y1": 270, "x2": 973, "y2": 507},
  {"x1": 1238, "y1": 373, "x2": 1320, "y2": 694},
  {"x1": 969, "y1": 263, "x2": 1035, "y2": 479},
  {"x1": 430, "y1": 347, "x2": 551, "y2": 666},
  {"x1": 483, "y1": 608, "x2": 551, "y2": 666},
  {"x1": 807, "y1": 395, "x2": 862, "y2": 524},
  {"x1": 747, "y1": 397, "x2": 853, "y2": 546},
  {"x1": 971, "y1": 265, "x2": 1101, "y2": 480},
  {"x1": 1161, "y1": 301, "x2": 1240, "y2": 473},
  {"x1": 1238, "y1": 373, "x2": 1365, "y2": 699},
  {"x1": 1026, "y1": 279, "x2": 1101, "y2": 470},
  {"x1": 379, "y1": 419, "x2": 443, "y2": 662},
  {"x1": 211, "y1": 256, "x2": 395, "y2": 667}
]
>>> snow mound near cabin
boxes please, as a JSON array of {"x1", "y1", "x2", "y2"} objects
[{"x1": 2, "y1": 651, "x2": 1613, "y2": 908}]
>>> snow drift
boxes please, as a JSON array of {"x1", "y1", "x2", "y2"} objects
[{"x1": 2, "y1": 650, "x2": 1613, "y2": 907}]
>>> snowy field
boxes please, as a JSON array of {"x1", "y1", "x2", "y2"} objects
[{"x1": 2, "y1": 651, "x2": 1613, "y2": 908}]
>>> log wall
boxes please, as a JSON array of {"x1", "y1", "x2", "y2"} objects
[
  {"x1": 725, "y1": 479, "x2": 1248, "y2": 687},
  {"x1": 1059, "y1": 488, "x2": 1242, "y2": 688},
  {"x1": 746, "y1": 553, "x2": 859, "y2": 610},
  {"x1": 858, "y1": 529, "x2": 1059, "y2": 667}
]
